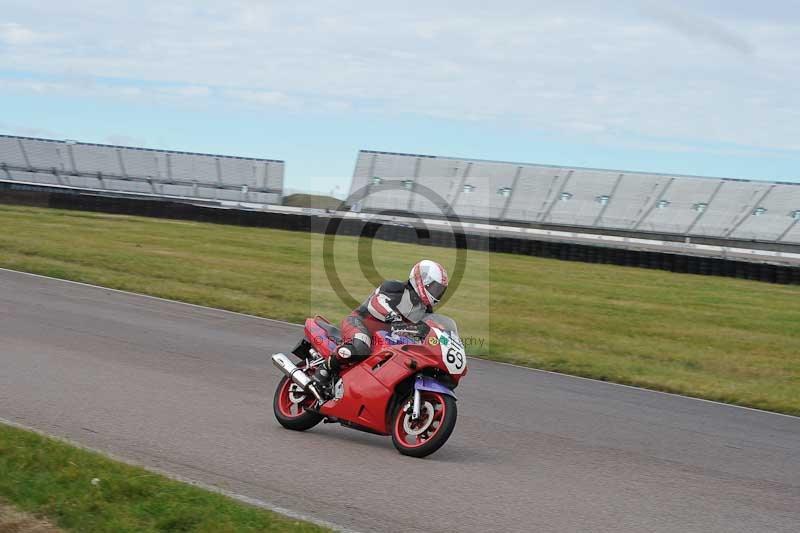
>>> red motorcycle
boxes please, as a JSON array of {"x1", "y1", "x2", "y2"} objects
[{"x1": 271, "y1": 313, "x2": 467, "y2": 457}]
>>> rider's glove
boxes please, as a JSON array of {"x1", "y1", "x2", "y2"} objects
[{"x1": 385, "y1": 310, "x2": 404, "y2": 324}]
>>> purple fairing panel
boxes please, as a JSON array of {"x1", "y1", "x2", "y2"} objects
[{"x1": 414, "y1": 375, "x2": 457, "y2": 399}]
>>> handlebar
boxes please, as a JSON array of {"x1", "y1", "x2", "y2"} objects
[{"x1": 390, "y1": 321, "x2": 427, "y2": 339}]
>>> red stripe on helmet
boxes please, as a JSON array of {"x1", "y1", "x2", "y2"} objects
[{"x1": 412, "y1": 263, "x2": 431, "y2": 307}]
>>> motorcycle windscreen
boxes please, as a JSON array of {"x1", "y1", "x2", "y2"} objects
[{"x1": 424, "y1": 313, "x2": 459, "y2": 336}]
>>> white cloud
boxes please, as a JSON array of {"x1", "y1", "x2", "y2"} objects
[
  {"x1": 0, "y1": 1, "x2": 798, "y2": 153},
  {"x1": 0, "y1": 22, "x2": 48, "y2": 46},
  {"x1": 223, "y1": 88, "x2": 294, "y2": 107},
  {"x1": 0, "y1": 78, "x2": 68, "y2": 94},
  {"x1": 160, "y1": 85, "x2": 211, "y2": 98}
]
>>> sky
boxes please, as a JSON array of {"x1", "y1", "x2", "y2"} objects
[{"x1": 1, "y1": 0, "x2": 799, "y2": 196}]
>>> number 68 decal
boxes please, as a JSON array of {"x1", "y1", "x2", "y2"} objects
[{"x1": 432, "y1": 328, "x2": 467, "y2": 375}]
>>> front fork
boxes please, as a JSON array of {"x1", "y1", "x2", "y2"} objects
[{"x1": 411, "y1": 388, "x2": 422, "y2": 420}]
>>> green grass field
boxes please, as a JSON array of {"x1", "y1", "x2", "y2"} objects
[
  {"x1": 0, "y1": 423, "x2": 328, "y2": 532},
  {"x1": 1, "y1": 204, "x2": 799, "y2": 415}
]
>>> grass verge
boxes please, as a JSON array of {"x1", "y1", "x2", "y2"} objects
[
  {"x1": 0, "y1": 422, "x2": 328, "y2": 532},
  {"x1": 0, "y1": 204, "x2": 798, "y2": 415}
]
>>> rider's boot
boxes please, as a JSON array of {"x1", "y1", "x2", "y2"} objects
[
  {"x1": 314, "y1": 341, "x2": 356, "y2": 392},
  {"x1": 312, "y1": 354, "x2": 341, "y2": 394},
  {"x1": 313, "y1": 362, "x2": 334, "y2": 386}
]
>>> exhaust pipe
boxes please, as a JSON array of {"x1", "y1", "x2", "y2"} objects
[{"x1": 272, "y1": 353, "x2": 324, "y2": 403}]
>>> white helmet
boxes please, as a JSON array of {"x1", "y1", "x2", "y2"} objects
[{"x1": 409, "y1": 260, "x2": 449, "y2": 307}]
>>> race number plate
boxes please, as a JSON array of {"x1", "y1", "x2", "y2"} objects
[{"x1": 431, "y1": 327, "x2": 467, "y2": 375}]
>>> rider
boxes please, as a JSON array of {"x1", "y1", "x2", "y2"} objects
[{"x1": 319, "y1": 260, "x2": 449, "y2": 383}]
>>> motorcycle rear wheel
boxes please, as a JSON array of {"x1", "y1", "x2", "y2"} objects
[
  {"x1": 391, "y1": 391, "x2": 457, "y2": 458},
  {"x1": 273, "y1": 376, "x2": 323, "y2": 431}
]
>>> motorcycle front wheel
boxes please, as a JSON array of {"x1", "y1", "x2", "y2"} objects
[
  {"x1": 391, "y1": 391, "x2": 457, "y2": 458},
  {"x1": 273, "y1": 376, "x2": 323, "y2": 431}
]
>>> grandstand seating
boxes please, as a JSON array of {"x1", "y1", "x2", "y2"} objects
[
  {"x1": 350, "y1": 150, "x2": 800, "y2": 244},
  {"x1": 0, "y1": 134, "x2": 284, "y2": 205}
]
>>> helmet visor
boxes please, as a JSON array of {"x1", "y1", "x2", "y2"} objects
[{"x1": 426, "y1": 281, "x2": 447, "y2": 302}]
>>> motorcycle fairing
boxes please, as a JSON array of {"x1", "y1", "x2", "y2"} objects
[
  {"x1": 318, "y1": 363, "x2": 392, "y2": 434},
  {"x1": 414, "y1": 375, "x2": 457, "y2": 399}
]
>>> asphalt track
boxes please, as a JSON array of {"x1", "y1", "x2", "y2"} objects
[{"x1": 1, "y1": 268, "x2": 798, "y2": 532}]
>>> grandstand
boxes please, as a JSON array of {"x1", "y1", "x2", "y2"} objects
[
  {"x1": 349, "y1": 150, "x2": 800, "y2": 246},
  {"x1": 0, "y1": 135, "x2": 284, "y2": 205}
]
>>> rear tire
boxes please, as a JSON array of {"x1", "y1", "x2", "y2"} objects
[
  {"x1": 391, "y1": 392, "x2": 457, "y2": 458},
  {"x1": 273, "y1": 376, "x2": 323, "y2": 431}
]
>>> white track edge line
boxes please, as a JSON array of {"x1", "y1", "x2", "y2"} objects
[
  {"x1": 466, "y1": 356, "x2": 800, "y2": 420},
  {"x1": 3, "y1": 267, "x2": 798, "y2": 421},
  {"x1": 0, "y1": 416, "x2": 360, "y2": 533}
]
